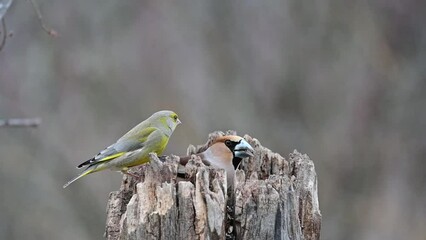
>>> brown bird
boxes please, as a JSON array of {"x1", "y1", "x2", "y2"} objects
[{"x1": 178, "y1": 135, "x2": 254, "y2": 188}]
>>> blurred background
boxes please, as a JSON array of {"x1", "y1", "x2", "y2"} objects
[{"x1": 1, "y1": 0, "x2": 425, "y2": 239}]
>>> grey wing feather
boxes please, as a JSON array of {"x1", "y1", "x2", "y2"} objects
[
  {"x1": 97, "y1": 139, "x2": 142, "y2": 159},
  {"x1": 77, "y1": 139, "x2": 143, "y2": 169}
]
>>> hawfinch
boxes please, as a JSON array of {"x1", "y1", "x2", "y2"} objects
[{"x1": 178, "y1": 135, "x2": 254, "y2": 188}]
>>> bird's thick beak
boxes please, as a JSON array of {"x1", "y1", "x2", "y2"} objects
[
  {"x1": 234, "y1": 139, "x2": 255, "y2": 158},
  {"x1": 177, "y1": 118, "x2": 182, "y2": 125}
]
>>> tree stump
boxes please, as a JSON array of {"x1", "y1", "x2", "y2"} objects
[{"x1": 105, "y1": 131, "x2": 321, "y2": 240}]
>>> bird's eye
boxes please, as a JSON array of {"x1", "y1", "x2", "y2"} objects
[
  {"x1": 173, "y1": 115, "x2": 178, "y2": 121},
  {"x1": 225, "y1": 140, "x2": 232, "y2": 147}
]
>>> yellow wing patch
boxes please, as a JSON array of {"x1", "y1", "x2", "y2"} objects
[{"x1": 100, "y1": 152, "x2": 125, "y2": 161}]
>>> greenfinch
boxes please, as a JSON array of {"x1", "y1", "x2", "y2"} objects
[
  {"x1": 178, "y1": 135, "x2": 254, "y2": 188},
  {"x1": 63, "y1": 110, "x2": 181, "y2": 188}
]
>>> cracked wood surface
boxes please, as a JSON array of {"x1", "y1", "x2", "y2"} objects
[{"x1": 105, "y1": 131, "x2": 321, "y2": 240}]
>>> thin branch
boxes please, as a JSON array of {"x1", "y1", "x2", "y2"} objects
[
  {"x1": 28, "y1": 0, "x2": 58, "y2": 37},
  {"x1": 0, "y1": 18, "x2": 6, "y2": 52},
  {"x1": 0, "y1": 118, "x2": 41, "y2": 127}
]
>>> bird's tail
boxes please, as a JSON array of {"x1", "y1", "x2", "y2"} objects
[{"x1": 63, "y1": 168, "x2": 94, "y2": 188}]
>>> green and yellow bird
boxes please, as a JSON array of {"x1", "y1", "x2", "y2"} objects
[{"x1": 63, "y1": 110, "x2": 181, "y2": 188}]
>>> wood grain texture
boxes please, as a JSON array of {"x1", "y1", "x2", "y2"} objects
[{"x1": 105, "y1": 131, "x2": 321, "y2": 240}]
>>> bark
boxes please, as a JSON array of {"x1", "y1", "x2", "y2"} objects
[{"x1": 105, "y1": 131, "x2": 321, "y2": 240}]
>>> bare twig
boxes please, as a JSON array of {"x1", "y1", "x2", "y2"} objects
[
  {"x1": 0, "y1": 18, "x2": 6, "y2": 52},
  {"x1": 28, "y1": 0, "x2": 58, "y2": 37},
  {"x1": 0, "y1": 118, "x2": 41, "y2": 127}
]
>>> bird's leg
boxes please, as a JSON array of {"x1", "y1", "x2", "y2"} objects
[
  {"x1": 121, "y1": 170, "x2": 140, "y2": 179},
  {"x1": 121, "y1": 169, "x2": 142, "y2": 183},
  {"x1": 121, "y1": 169, "x2": 141, "y2": 193}
]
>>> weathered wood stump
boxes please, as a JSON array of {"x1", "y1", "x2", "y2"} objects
[{"x1": 105, "y1": 131, "x2": 321, "y2": 240}]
